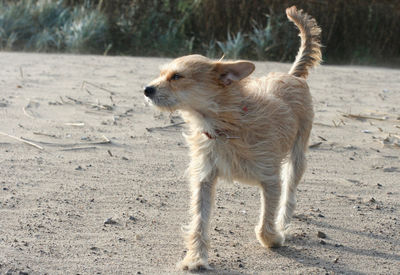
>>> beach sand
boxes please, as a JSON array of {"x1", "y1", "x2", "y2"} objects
[{"x1": 0, "y1": 52, "x2": 399, "y2": 274}]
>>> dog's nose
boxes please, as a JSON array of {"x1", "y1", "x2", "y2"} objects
[{"x1": 144, "y1": 86, "x2": 156, "y2": 98}]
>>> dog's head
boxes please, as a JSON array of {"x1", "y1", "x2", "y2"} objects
[{"x1": 144, "y1": 54, "x2": 255, "y2": 112}]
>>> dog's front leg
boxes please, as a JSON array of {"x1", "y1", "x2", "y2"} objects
[
  {"x1": 255, "y1": 177, "x2": 285, "y2": 248},
  {"x1": 178, "y1": 168, "x2": 217, "y2": 271}
]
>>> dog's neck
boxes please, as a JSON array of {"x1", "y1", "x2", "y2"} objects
[
  {"x1": 180, "y1": 109, "x2": 218, "y2": 137},
  {"x1": 180, "y1": 103, "x2": 246, "y2": 140},
  {"x1": 179, "y1": 83, "x2": 249, "y2": 139}
]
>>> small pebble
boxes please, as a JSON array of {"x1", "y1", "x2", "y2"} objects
[
  {"x1": 369, "y1": 197, "x2": 376, "y2": 203},
  {"x1": 104, "y1": 218, "x2": 118, "y2": 225},
  {"x1": 317, "y1": 231, "x2": 327, "y2": 239},
  {"x1": 75, "y1": 166, "x2": 83, "y2": 171},
  {"x1": 383, "y1": 167, "x2": 398, "y2": 172},
  {"x1": 320, "y1": 240, "x2": 326, "y2": 245}
]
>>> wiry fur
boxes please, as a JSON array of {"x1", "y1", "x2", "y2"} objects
[
  {"x1": 144, "y1": 6, "x2": 321, "y2": 271},
  {"x1": 286, "y1": 6, "x2": 322, "y2": 78}
]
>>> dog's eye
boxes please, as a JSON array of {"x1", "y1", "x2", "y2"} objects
[{"x1": 170, "y1": 73, "x2": 182, "y2": 81}]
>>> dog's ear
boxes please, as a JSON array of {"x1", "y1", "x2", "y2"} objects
[{"x1": 215, "y1": 61, "x2": 255, "y2": 85}]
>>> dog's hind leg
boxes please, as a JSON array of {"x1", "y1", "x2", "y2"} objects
[
  {"x1": 277, "y1": 133, "x2": 308, "y2": 232},
  {"x1": 255, "y1": 175, "x2": 285, "y2": 248},
  {"x1": 178, "y1": 170, "x2": 217, "y2": 271}
]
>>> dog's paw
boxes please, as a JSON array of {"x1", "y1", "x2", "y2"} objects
[
  {"x1": 255, "y1": 227, "x2": 285, "y2": 248},
  {"x1": 276, "y1": 219, "x2": 291, "y2": 233},
  {"x1": 177, "y1": 256, "x2": 212, "y2": 271}
]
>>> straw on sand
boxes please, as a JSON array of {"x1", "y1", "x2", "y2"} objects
[{"x1": 0, "y1": 131, "x2": 43, "y2": 150}]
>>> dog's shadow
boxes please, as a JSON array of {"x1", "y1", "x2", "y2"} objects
[
  {"x1": 185, "y1": 268, "x2": 250, "y2": 275},
  {"x1": 272, "y1": 244, "x2": 366, "y2": 275},
  {"x1": 191, "y1": 222, "x2": 398, "y2": 275},
  {"x1": 199, "y1": 245, "x2": 364, "y2": 275}
]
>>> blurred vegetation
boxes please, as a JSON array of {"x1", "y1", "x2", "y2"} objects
[
  {"x1": 0, "y1": 0, "x2": 109, "y2": 53},
  {"x1": 0, "y1": 0, "x2": 399, "y2": 65}
]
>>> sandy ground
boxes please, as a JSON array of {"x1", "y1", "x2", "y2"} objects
[{"x1": 0, "y1": 52, "x2": 399, "y2": 275}]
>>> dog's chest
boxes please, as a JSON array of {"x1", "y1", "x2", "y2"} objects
[{"x1": 190, "y1": 134, "x2": 254, "y2": 181}]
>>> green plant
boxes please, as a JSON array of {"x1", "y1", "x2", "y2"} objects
[
  {"x1": 0, "y1": 0, "x2": 399, "y2": 65},
  {"x1": 0, "y1": 0, "x2": 110, "y2": 53},
  {"x1": 249, "y1": 17, "x2": 274, "y2": 60},
  {"x1": 204, "y1": 39, "x2": 219, "y2": 59},
  {"x1": 26, "y1": 0, "x2": 69, "y2": 51},
  {"x1": 217, "y1": 31, "x2": 247, "y2": 59},
  {"x1": 63, "y1": 7, "x2": 110, "y2": 53},
  {"x1": 0, "y1": 0, "x2": 35, "y2": 49}
]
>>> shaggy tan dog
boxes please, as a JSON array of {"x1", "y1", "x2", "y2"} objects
[{"x1": 144, "y1": 6, "x2": 321, "y2": 271}]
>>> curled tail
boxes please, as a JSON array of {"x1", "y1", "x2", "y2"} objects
[{"x1": 286, "y1": 6, "x2": 322, "y2": 79}]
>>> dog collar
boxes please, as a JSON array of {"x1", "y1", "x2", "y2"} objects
[{"x1": 202, "y1": 131, "x2": 215, "y2": 139}]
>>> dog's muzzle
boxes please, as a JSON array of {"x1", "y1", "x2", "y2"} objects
[{"x1": 144, "y1": 86, "x2": 156, "y2": 99}]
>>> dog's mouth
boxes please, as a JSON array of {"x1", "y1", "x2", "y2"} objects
[
  {"x1": 144, "y1": 93, "x2": 179, "y2": 111},
  {"x1": 143, "y1": 85, "x2": 181, "y2": 111}
]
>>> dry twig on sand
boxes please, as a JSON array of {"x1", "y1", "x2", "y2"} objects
[
  {"x1": 81, "y1": 80, "x2": 116, "y2": 96},
  {"x1": 33, "y1": 132, "x2": 58, "y2": 138},
  {"x1": 381, "y1": 135, "x2": 400, "y2": 148},
  {"x1": 313, "y1": 122, "x2": 333, "y2": 128},
  {"x1": 0, "y1": 131, "x2": 43, "y2": 150},
  {"x1": 22, "y1": 106, "x2": 35, "y2": 119},
  {"x1": 332, "y1": 119, "x2": 345, "y2": 127},
  {"x1": 146, "y1": 122, "x2": 185, "y2": 132},
  {"x1": 63, "y1": 96, "x2": 113, "y2": 111},
  {"x1": 60, "y1": 146, "x2": 97, "y2": 151},
  {"x1": 341, "y1": 113, "x2": 387, "y2": 121},
  {"x1": 20, "y1": 135, "x2": 111, "y2": 148},
  {"x1": 65, "y1": 122, "x2": 85, "y2": 126},
  {"x1": 22, "y1": 101, "x2": 41, "y2": 119},
  {"x1": 309, "y1": 142, "x2": 322, "y2": 149}
]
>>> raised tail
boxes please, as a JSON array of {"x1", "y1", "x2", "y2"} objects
[{"x1": 286, "y1": 6, "x2": 322, "y2": 79}]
